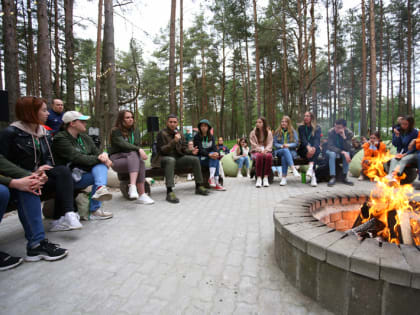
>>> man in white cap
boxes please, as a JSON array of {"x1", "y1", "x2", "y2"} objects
[{"x1": 52, "y1": 111, "x2": 113, "y2": 220}]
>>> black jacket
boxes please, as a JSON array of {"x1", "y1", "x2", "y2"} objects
[
  {"x1": 194, "y1": 133, "x2": 217, "y2": 157},
  {"x1": 297, "y1": 125, "x2": 321, "y2": 150},
  {"x1": 0, "y1": 123, "x2": 54, "y2": 172}
]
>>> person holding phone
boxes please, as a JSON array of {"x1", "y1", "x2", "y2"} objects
[{"x1": 152, "y1": 114, "x2": 209, "y2": 203}]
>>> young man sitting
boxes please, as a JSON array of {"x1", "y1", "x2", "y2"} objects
[
  {"x1": 326, "y1": 119, "x2": 354, "y2": 187},
  {"x1": 152, "y1": 114, "x2": 209, "y2": 203},
  {"x1": 52, "y1": 111, "x2": 113, "y2": 220}
]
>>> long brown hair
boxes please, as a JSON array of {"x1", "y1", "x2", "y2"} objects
[
  {"x1": 236, "y1": 137, "x2": 248, "y2": 155},
  {"x1": 255, "y1": 116, "x2": 269, "y2": 146},
  {"x1": 113, "y1": 110, "x2": 135, "y2": 138},
  {"x1": 275, "y1": 115, "x2": 295, "y2": 142},
  {"x1": 301, "y1": 111, "x2": 317, "y2": 136}
]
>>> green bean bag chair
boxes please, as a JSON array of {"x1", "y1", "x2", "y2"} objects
[
  {"x1": 349, "y1": 140, "x2": 396, "y2": 177},
  {"x1": 221, "y1": 153, "x2": 252, "y2": 177}
]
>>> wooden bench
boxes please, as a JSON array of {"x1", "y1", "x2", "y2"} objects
[{"x1": 117, "y1": 166, "x2": 223, "y2": 199}]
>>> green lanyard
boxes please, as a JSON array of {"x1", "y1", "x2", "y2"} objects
[
  {"x1": 77, "y1": 136, "x2": 87, "y2": 153},
  {"x1": 305, "y1": 126, "x2": 312, "y2": 141},
  {"x1": 129, "y1": 131, "x2": 134, "y2": 144},
  {"x1": 202, "y1": 136, "x2": 208, "y2": 147},
  {"x1": 283, "y1": 130, "x2": 288, "y2": 144},
  {"x1": 34, "y1": 138, "x2": 40, "y2": 150},
  {"x1": 336, "y1": 134, "x2": 341, "y2": 147}
]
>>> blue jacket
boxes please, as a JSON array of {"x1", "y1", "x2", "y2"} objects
[
  {"x1": 46, "y1": 109, "x2": 64, "y2": 135},
  {"x1": 273, "y1": 129, "x2": 298, "y2": 151},
  {"x1": 392, "y1": 128, "x2": 418, "y2": 154}
]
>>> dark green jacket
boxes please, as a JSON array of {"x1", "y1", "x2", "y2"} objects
[
  {"x1": 109, "y1": 128, "x2": 141, "y2": 156},
  {"x1": 0, "y1": 154, "x2": 32, "y2": 186},
  {"x1": 52, "y1": 130, "x2": 101, "y2": 170}
]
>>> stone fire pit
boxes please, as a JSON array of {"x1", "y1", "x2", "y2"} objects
[{"x1": 274, "y1": 190, "x2": 420, "y2": 315}]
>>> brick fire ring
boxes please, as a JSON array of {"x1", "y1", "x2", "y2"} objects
[{"x1": 273, "y1": 190, "x2": 420, "y2": 315}]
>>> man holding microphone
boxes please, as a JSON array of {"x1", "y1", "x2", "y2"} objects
[{"x1": 152, "y1": 114, "x2": 209, "y2": 203}]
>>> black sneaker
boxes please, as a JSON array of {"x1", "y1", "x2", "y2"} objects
[
  {"x1": 0, "y1": 251, "x2": 23, "y2": 271},
  {"x1": 25, "y1": 239, "x2": 68, "y2": 262},
  {"x1": 342, "y1": 177, "x2": 354, "y2": 186},
  {"x1": 166, "y1": 192, "x2": 180, "y2": 203},
  {"x1": 195, "y1": 186, "x2": 209, "y2": 196},
  {"x1": 328, "y1": 176, "x2": 336, "y2": 187}
]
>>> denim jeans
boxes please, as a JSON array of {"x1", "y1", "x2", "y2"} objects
[
  {"x1": 274, "y1": 148, "x2": 297, "y2": 176},
  {"x1": 326, "y1": 150, "x2": 349, "y2": 176},
  {"x1": 200, "y1": 154, "x2": 220, "y2": 177},
  {"x1": 74, "y1": 164, "x2": 108, "y2": 211},
  {"x1": 0, "y1": 184, "x2": 45, "y2": 249},
  {"x1": 417, "y1": 152, "x2": 420, "y2": 179},
  {"x1": 235, "y1": 156, "x2": 250, "y2": 170}
]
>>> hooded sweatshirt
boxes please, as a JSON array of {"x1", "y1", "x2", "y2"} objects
[{"x1": 193, "y1": 119, "x2": 217, "y2": 159}]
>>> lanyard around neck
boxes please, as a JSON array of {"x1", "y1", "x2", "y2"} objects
[
  {"x1": 305, "y1": 126, "x2": 312, "y2": 141},
  {"x1": 77, "y1": 136, "x2": 87, "y2": 153},
  {"x1": 129, "y1": 131, "x2": 134, "y2": 144}
]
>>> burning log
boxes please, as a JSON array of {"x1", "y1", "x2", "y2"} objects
[
  {"x1": 400, "y1": 212, "x2": 413, "y2": 245},
  {"x1": 342, "y1": 217, "x2": 385, "y2": 239},
  {"x1": 351, "y1": 202, "x2": 370, "y2": 228},
  {"x1": 387, "y1": 210, "x2": 403, "y2": 244}
]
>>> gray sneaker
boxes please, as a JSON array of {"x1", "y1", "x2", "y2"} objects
[
  {"x1": 90, "y1": 209, "x2": 113, "y2": 220},
  {"x1": 92, "y1": 186, "x2": 113, "y2": 202}
]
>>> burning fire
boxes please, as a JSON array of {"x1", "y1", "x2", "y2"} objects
[{"x1": 362, "y1": 150, "x2": 420, "y2": 245}]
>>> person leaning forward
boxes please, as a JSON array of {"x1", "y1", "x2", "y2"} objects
[{"x1": 152, "y1": 114, "x2": 209, "y2": 203}]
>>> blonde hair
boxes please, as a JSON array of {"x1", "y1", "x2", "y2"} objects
[
  {"x1": 275, "y1": 115, "x2": 295, "y2": 142},
  {"x1": 301, "y1": 111, "x2": 317, "y2": 136}
]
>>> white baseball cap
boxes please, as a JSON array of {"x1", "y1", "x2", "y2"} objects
[{"x1": 62, "y1": 111, "x2": 91, "y2": 124}]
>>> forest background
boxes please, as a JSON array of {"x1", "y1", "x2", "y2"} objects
[{"x1": 1, "y1": 0, "x2": 419, "y2": 147}]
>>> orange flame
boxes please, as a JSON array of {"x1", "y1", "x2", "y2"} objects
[{"x1": 363, "y1": 150, "x2": 420, "y2": 245}]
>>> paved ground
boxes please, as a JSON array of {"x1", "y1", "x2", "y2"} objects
[{"x1": 0, "y1": 175, "x2": 375, "y2": 314}]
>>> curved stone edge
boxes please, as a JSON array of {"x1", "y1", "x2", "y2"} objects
[{"x1": 273, "y1": 190, "x2": 420, "y2": 315}]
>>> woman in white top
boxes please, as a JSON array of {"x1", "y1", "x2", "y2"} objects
[{"x1": 233, "y1": 137, "x2": 250, "y2": 177}]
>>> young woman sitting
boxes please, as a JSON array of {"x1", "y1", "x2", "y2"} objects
[
  {"x1": 387, "y1": 115, "x2": 418, "y2": 181},
  {"x1": 0, "y1": 97, "x2": 82, "y2": 232},
  {"x1": 193, "y1": 119, "x2": 225, "y2": 191},
  {"x1": 109, "y1": 110, "x2": 154, "y2": 204},
  {"x1": 233, "y1": 137, "x2": 250, "y2": 178},
  {"x1": 297, "y1": 111, "x2": 321, "y2": 187},
  {"x1": 359, "y1": 131, "x2": 387, "y2": 181},
  {"x1": 249, "y1": 117, "x2": 273, "y2": 188},
  {"x1": 273, "y1": 116, "x2": 300, "y2": 186}
]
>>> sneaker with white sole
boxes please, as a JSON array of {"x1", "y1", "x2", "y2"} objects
[
  {"x1": 0, "y1": 252, "x2": 23, "y2": 271},
  {"x1": 92, "y1": 186, "x2": 113, "y2": 202},
  {"x1": 256, "y1": 177, "x2": 262, "y2": 188},
  {"x1": 280, "y1": 177, "x2": 287, "y2": 186},
  {"x1": 358, "y1": 175, "x2": 364, "y2": 181},
  {"x1": 237, "y1": 172, "x2": 243, "y2": 178},
  {"x1": 128, "y1": 184, "x2": 139, "y2": 200},
  {"x1": 136, "y1": 193, "x2": 154, "y2": 205},
  {"x1": 64, "y1": 212, "x2": 82, "y2": 230},
  {"x1": 292, "y1": 168, "x2": 300, "y2": 177},
  {"x1": 311, "y1": 175, "x2": 318, "y2": 187},
  {"x1": 50, "y1": 216, "x2": 71, "y2": 232},
  {"x1": 25, "y1": 239, "x2": 68, "y2": 262},
  {"x1": 306, "y1": 168, "x2": 314, "y2": 179},
  {"x1": 208, "y1": 177, "x2": 216, "y2": 188},
  {"x1": 263, "y1": 177, "x2": 269, "y2": 187},
  {"x1": 90, "y1": 209, "x2": 113, "y2": 220}
]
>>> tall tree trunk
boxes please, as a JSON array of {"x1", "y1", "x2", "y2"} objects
[
  {"x1": 37, "y1": 0, "x2": 52, "y2": 105},
  {"x1": 239, "y1": 43, "x2": 248, "y2": 136},
  {"x1": 169, "y1": 0, "x2": 177, "y2": 114},
  {"x1": 54, "y1": 0, "x2": 60, "y2": 98},
  {"x1": 297, "y1": 0, "x2": 305, "y2": 117},
  {"x1": 406, "y1": 0, "x2": 412, "y2": 114},
  {"x1": 360, "y1": 0, "x2": 368, "y2": 136},
  {"x1": 369, "y1": 0, "x2": 376, "y2": 132},
  {"x1": 332, "y1": 0, "x2": 338, "y2": 123},
  {"x1": 2, "y1": 0, "x2": 19, "y2": 120},
  {"x1": 326, "y1": 0, "x2": 332, "y2": 126},
  {"x1": 231, "y1": 58, "x2": 237, "y2": 139},
  {"x1": 350, "y1": 46, "x2": 355, "y2": 132},
  {"x1": 179, "y1": 0, "x2": 184, "y2": 129},
  {"x1": 378, "y1": 0, "x2": 383, "y2": 133},
  {"x1": 253, "y1": 0, "x2": 261, "y2": 117},
  {"x1": 310, "y1": 0, "x2": 317, "y2": 117},
  {"x1": 201, "y1": 47, "x2": 208, "y2": 116},
  {"x1": 386, "y1": 31, "x2": 390, "y2": 136},
  {"x1": 64, "y1": 0, "x2": 75, "y2": 110},
  {"x1": 94, "y1": 0, "x2": 103, "y2": 124},
  {"x1": 220, "y1": 22, "x2": 226, "y2": 138},
  {"x1": 282, "y1": 0, "x2": 289, "y2": 114}
]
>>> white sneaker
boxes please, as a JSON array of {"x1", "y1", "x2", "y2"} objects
[
  {"x1": 90, "y1": 209, "x2": 113, "y2": 220},
  {"x1": 136, "y1": 193, "x2": 154, "y2": 205},
  {"x1": 280, "y1": 177, "x2": 287, "y2": 186},
  {"x1": 292, "y1": 168, "x2": 300, "y2": 177},
  {"x1": 128, "y1": 184, "x2": 139, "y2": 200},
  {"x1": 208, "y1": 177, "x2": 216, "y2": 188},
  {"x1": 256, "y1": 177, "x2": 262, "y2": 188},
  {"x1": 386, "y1": 173, "x2": 396, "y2": 182},
  {"x1": 311, "y1": 175, "x2": 318, "y2": 187},
  {"x1": 187, "y1": 174, "x2": 193, "y2": 181},
  {"x1": 238, "y1": 172, "x2": 243, "y2": 178},
  {"x1": 306, "y1": 168, "x2": 314, "y2": 179},
  {"x1": 358, "y1": 175, "x2": 364, "y2": 181},
  {"x1": 92, "y1": 186, "x2": 113, "y2": 202},
  {"x1": 50, "y1": 216, "x2": 71, "y2": 232},
  {"x1": 263, "y1": 177, "x2": 269, "y2": 187},
  {"x1": 64, "y1": 212, "x2": 82, "y2": 230}
]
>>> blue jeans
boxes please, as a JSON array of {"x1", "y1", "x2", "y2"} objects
[
  {"x1": 74, "y1": 164, "x2": 108, "y2": 211},
  {"x1": 417, "y1": 152, "x2": 420, "y2": 180},
  {"x1": 200, "y1": 154, "x2": 220, "y2": 177},
  {"x1": 326, "y1": 150, "x2": 349, "y2": 177},
  {"x1": 0, "y1": 184, "x2": 45, "y2": 249},
  {"x1": 274, "y1": 148, "x2": 297, "y2": 176},
  {"x1": 235, "y1": 156, "x2": 250, "y2": 169}
]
